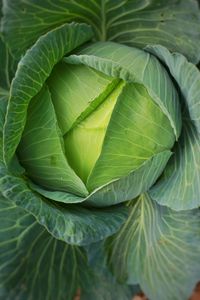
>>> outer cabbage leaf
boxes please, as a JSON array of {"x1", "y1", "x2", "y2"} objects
[
  {"x1": 3, "y1": 22, "x2": 93, "y2": 166},
  {"x1": 106, "y1": 193, "x2": 200, "y2": 300},
  {"x1": 150, "y1": 120, "x2": 200, "y2": 210},
  {"x1": 0, "y1": 86, "x2": 24, "y2": 176},
  {"x1": 81, "y1": 282, "x2": 134, "y2": 300},
  {"x1": 0, "y1": 195, "x2": 85, "y2": 300},
  {"x1": 0, "y1": 15, "x2": 17, "y2": 91},
  {"x1": 146, "y1": 45, "x2": 200, "y2": 134},
  {"x1": 0, "y1": 93, "x2": 7, "y2": 162},
  {"x1": 0, "y1": 35, "x2": 13, "y2": 90},
  {"x1": 82, "y1": 241, "x2": 140, "y2": 300},
  {"x1": 0, "y1": 75, "x2": 23, "y2": 174},
  {"x1": 146, "y1": 45, "x2": 200, "y2": 210},
  {"x1": 2, "y1": 0, "x2": 200, "y2": 63},
  {"x1": 0, "y1": 194, "x2": 131, "y2": 300},
  {"x1": 0, "y1": 0, "x2": 17, "y2": 88},
  {"x1": 0, "y1": 165, "x2": 128, "y2": 245}
]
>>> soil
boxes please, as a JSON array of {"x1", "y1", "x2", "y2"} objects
[
  {"x1": 190, "y1": 283, "x2": 200, "y2": 300},
  {"x1": 132, "y1": 284, "x2": 200, "y2": 300},
  {"x1": 73, "y1": 283, "x2": 200, "y2": 300}
]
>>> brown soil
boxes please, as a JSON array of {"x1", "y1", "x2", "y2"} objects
[
  {"x1": 132, "y1": 283, "x2": 200, "y2": 300},
  {"x1": 189, "y1": 283, "x2": 200, "y2": 300},
  {"x1": 74, "y1": 283, "x2": 200, "y2": 300}
]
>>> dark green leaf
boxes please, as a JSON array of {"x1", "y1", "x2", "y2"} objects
[
  {"x1": 0, "y1": 93, "x2": 7, "y2": 162},
  {"x1": 81, "y1": 269, "x2": 135, "y2": 300},
  {"x1": 82, "y1": 241, "x2": 139, "y2": 300},
  {"x1": 150, "y1": 120, "x2": 200, "y2": 210},
  {"x1": 0, "y1": 89, "x2": 23, "y2": 175},
  {"x1": 0, "y1": 34, "x2": 16, "y2": 90},
  {"x1": 0, "y1": 35, "x2": 10, "y2": 89},
  {"x1": 106, "y1": 193, "x2": 200, "y2": 300},
  {"x1": 146, "y1": 45, "x2": 200, "y2": 210},
  {"x1": 0, "y1": 166, "x2": 128, "y2": 245},
  {"x1": 146, "y1": 44, "x2": 200, "y2": 134},
  {"x1": 0, "y1": 193, "x2": 135, "y2": 300},
  {"x1": 0, "y1": 196, "x2": 84, "y2": 299},
  {"x1": 2, "y1": 0, "x2": 200, "y2": 63}
]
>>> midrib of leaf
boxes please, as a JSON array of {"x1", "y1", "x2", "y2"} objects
[
  {"x1": 100, "y1": 0, "x2": 107, "y2": 41},
  {"x1": 46, "y1": 239, "x2": 57, "y2": 300},
  {"x1": 0, "y1": 34, "x2": 13, "y2": 90},
  {"x1": 29, "y1": 236, "x2": 54, "y2": 295},
  {"x1": 4, "y1": 46, "x2": 10, "y2": 89}
]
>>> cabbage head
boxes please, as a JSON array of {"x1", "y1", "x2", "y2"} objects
[{"x1": 17, "y1": 42, "x2": 179, "y2": 201}]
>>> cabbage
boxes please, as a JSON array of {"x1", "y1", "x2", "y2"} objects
[{"x1": 1, "y1": 1, "x2": 200, "y2": 300}]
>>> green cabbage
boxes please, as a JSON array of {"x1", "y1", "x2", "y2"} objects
[
  {"x1": 18, "y1": 42, "x2": 177, "y2": 195},
  {"x1": 1, "y1": 2, "x2": 200, "y2": 300}
]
